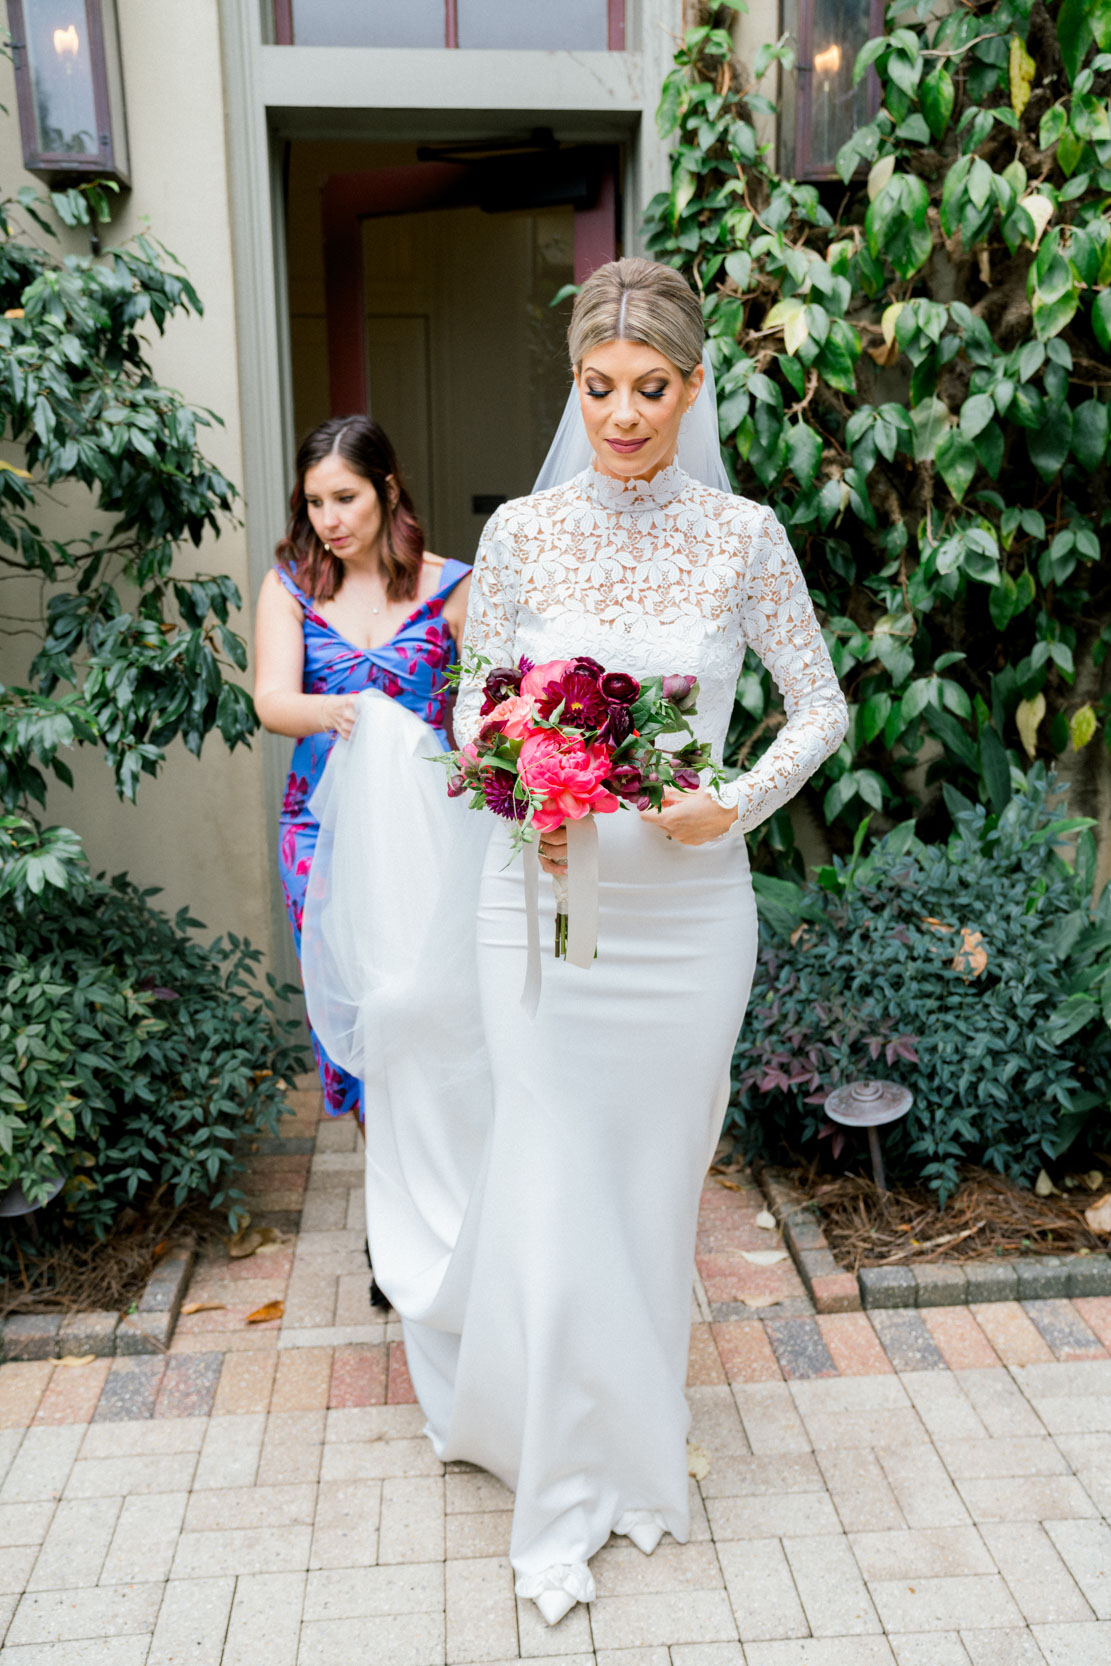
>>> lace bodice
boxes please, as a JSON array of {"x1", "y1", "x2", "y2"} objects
[{"x1": 456, "y1": 463, "x2": 848, "y2": 834}]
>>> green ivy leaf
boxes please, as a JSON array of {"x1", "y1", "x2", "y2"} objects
[
  {"x1": 979, "y1": 724, "x2": 1012, "y2": 814},
  {"x1": 1092, "y1": 291, "x2": 1111, "y2": 354},
  {"x1": 936, "y1": 429, "x2": 978, "y2": 501},
  {"x1": 959, "y1": 392, "x2": 995, "y2": 439},
  {"x1": 920, "y1": 64, "x2": 955, "y2": 139},
  {"x1": 990, "y1": 572, "x2": 1017, "y2": 631},
  {"x1": 1027, "y1": 406, "x2": 1074, "y2": 479},
  {"x1": 1057, "y1": 0, "x2": 1094, "y2": 82},
  {"x1": 911, "y1": 397, "x2": 951, "y2": 462},
  {"x1": 1071, "y1": 400, "x2": 1109, "y2": 471},
  {"x1": 785, "y1": 422, "x2": 823, "y2": 488}
]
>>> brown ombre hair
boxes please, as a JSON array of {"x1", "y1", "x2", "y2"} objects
[{"x1": 276, "y1": 416, "x2": 425, "y2": 604}]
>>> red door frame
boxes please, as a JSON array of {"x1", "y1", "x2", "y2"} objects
[{"x1": 321, "y1": 154, "x2": 619, "y2": 416}]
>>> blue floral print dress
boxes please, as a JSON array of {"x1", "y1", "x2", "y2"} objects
[{"x1": 275, "y1": 559, "x2": 470, "y2": 1119}]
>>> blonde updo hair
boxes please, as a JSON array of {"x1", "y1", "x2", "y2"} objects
[{"x1": 568, "y1": 257, "x2": 704, "y2": 378}]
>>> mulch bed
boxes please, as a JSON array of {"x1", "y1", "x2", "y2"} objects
[
  {"x1": 778, "y1": 1164, "x2": 1110, "y2": 1275},
  {"x1": 0, "y1": 1196, "x2": 226, "y2": 1322}
]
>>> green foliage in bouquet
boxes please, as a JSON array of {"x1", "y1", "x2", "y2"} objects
[
  {"x1": 647, "y1": 1, "x2": 1111, "y2": 857},
  {"x1": 728, "y1": 770, "x2": 1111, "y2": 1201},
  {"x1": 0, "y1": 869, "x2": 307, "y2": 1246},
  {"x1": 0, "y1": 158, "x2": 256, "y2": 905}
]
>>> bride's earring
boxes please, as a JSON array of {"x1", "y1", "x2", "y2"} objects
[{"x1": 324, "y1": 542, "x2": 331, "y2": 552}]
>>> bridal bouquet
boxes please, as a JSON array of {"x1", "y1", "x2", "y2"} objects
[{"x1": 443, "y1": 655, "x2": 716, "y2": 957}]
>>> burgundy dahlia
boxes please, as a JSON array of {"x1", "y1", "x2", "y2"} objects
[
  {"x1": 537, "y1": 671, "x2": 609, "y2": 730},
  {"x1": 482, "y1": 768, "x2": 527, "y2": 820},
  {"x1": 600, "y1": 672, "x2": 640, "y2": 704}
]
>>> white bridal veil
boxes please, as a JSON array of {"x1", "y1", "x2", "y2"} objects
[{"x1": 532, "y1": 347, "x2": 732, "y2": 494}]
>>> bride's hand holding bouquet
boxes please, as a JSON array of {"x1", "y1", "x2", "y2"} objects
[{"x1": 441, "y1": 653, "x2": 720, "y2": 959}]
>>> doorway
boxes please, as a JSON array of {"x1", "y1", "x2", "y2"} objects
[{"x1": 285, "y1": 139, "x2": 616, "y2": 561}]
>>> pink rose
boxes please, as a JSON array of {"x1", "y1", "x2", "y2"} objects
[
  {"x1": 518, "y1": 730, "x2": 620, "y2": 833},
  {"x1": 486, "y1": 694, "x2": 539, "y2": 740},
  {"x1": 520, "y1": 659, "x2": 574, "y2": 699}
]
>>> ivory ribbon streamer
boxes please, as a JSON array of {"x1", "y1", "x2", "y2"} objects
[
  {"x1": 519, "y1": 813, "x2": 600, "y2": 1016},
  {"x1": 521, "y1": 838, "x2": 542, "y2": 1018},
  {"x1": 565, "y1": 814, "x2": 599, "y2": 969}
]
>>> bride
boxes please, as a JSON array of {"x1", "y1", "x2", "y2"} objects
[{"x1": 303, "y1": 256, "x2": 848, "y2": 1627}]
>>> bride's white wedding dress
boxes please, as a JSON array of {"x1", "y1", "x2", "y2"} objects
[{"x1": 304, "y1": 460, "x2": 847, "y2": 1617}]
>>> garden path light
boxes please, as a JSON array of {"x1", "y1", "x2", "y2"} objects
[{"x1": 825, "y1": 1079, "x2": 913, "y2": 1195}]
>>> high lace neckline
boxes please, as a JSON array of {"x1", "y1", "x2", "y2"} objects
[{"x1": 579, "y1": 460, "x2": 689, "y2": 513}]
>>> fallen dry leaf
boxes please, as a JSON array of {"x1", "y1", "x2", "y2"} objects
[
  {"x1": 151, "y1": 1240, "x2": 171, "y2": 1262},
  {"x1": 57, "y1": 1355, "x2": 96, "y2": 1368},
  {"x1": 255, "y1": 1235, "x2": 292, "y2": 1256},
  {"x1": 1084, "y1": 1171, "x2": 1104, "y2": 1192},
  {"x1": 755, "y1": 1210, "x2": 778, "y2": 1232},
  {"x1": 739, "y1": 1292, "x2": 780, "y2": 1309},
  {"x1": 245, "y1": 1300, "x2": 285, "y2": 1325},
  {"x1": 1084, "y1": 1194, "x2": 1111, "y2": 1235},
  {"x1": 715, "y1": 1178, "x2": 742, "y2": 1191},
  {"x1": 1035, "y1": 1170, "x2": 1062, "y2": 1198},
  {"x1": 686, "y1": 1440, "x2": 711, "y2": 1481},
  {"x1": 740, "y1": 1249, "x2": 790, "y2": 1266},
  {"x1": 228, "y1": 1224, "x2": 283, "y2": 1260},
  {"x1": 951, "y1": 927, "x2": 988, "y2": 979},
  {"x1": 181, "y1": 1302, "x2": 226, "y2": 1315}
]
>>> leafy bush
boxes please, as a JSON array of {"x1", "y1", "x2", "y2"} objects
[
  {"x1": 0, "y1": 869, "x2": 307, "y2": 1245},
  {"x1": 647, "y1": 1, "x2": 1111, "y2": 858},
  {"x1": 728, "y1": 771, "x2": 1111, "y2": 1200},
  {"x1": 0, "y1": 151, "x2": 257, "y2": 899}
]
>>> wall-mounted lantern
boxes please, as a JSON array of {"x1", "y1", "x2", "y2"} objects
[{"x1": 5, "y1": 0, "x2": 129, "y2": 186}]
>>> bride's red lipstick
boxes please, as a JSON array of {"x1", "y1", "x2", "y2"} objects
[{"x1": 607, "y1": 438, "x2": 648, "y2": 454}]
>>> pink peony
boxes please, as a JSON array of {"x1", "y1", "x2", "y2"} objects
[
  {"x1": 518, "y1": 730, "x2": 620, "y2": 833},
  {"x1": 486, "y1": 694, "x2": 539, "y2": 740},
  {"x1": 521, "y1": 659, "x2": 574, "y2": 699}
]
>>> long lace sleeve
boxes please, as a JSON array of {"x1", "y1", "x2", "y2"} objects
[
  {"x1": 712, "y1": 507, "x2": 848, "y2": 835},
  {"x1": 455, "y1": 507, "x2": 519, "y2": 747}
]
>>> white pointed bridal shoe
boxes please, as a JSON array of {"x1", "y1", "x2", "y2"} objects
[
  {"x1": 626, "y1": 1519, "x2": 664, "y2": 1555},
  {"x1": 535, "y1": 1588, "x2": 577, "y2": 1627}
]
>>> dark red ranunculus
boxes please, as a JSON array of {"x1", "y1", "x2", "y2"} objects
[
  {"x1": 605, "y1": 763, "x2": 646, "y2": 801},
  {"x1": 482, "y1": 768, "x2": 527, "y2": 820},
  {"x1": 600, "y1": 702, "x2": 633, "y2": 745},
  {"x1": 480, "y1": 665, "x2": 524, "y2": 715},
  {"x1": 447, "y1": 773, "x2": 468, "y2": 797},
  {"x1": 600, "y1": 671, "x2": 640, "y2": 704},
  {"x1": 572, "y1": 655, "x2": 606, "y2": 680},
  {"x1": 537, "y1": 670, "x2": 609, "y2": 730}
]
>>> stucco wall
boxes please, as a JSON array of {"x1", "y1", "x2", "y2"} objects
[{"x1": 0, "y1": 0, "x2": 278, "y2": 960}]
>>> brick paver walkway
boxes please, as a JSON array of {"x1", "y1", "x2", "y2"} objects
[{"x1": 0, "y1": 1081, "x2": 1108, "y2": 1663}]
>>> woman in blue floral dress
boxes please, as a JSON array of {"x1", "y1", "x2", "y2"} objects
[{"x1": 254, "y1": 416, "x2": 470, "y2": 1120}]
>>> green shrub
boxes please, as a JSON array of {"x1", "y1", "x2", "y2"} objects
[
  {"x1": 0, "y1": 870, "x2": 308, "y2": 1246},
  {"x1": 729, "y1": 771, "x2": 1111, "y2": 1200}
]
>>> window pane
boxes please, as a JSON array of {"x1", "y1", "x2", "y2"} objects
[
  {"x1": 806, "y1": 0, "x2": 876, "y2": 172},
  {"x1": 291, "y1": 0, "x2": 444, "y2": 47},
  {"x1": 457, "y1": 0, "x2": 608, "y2": 50},
  {"x1": 22, "y1": 0, "x2": 99, "y2": 158}
]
